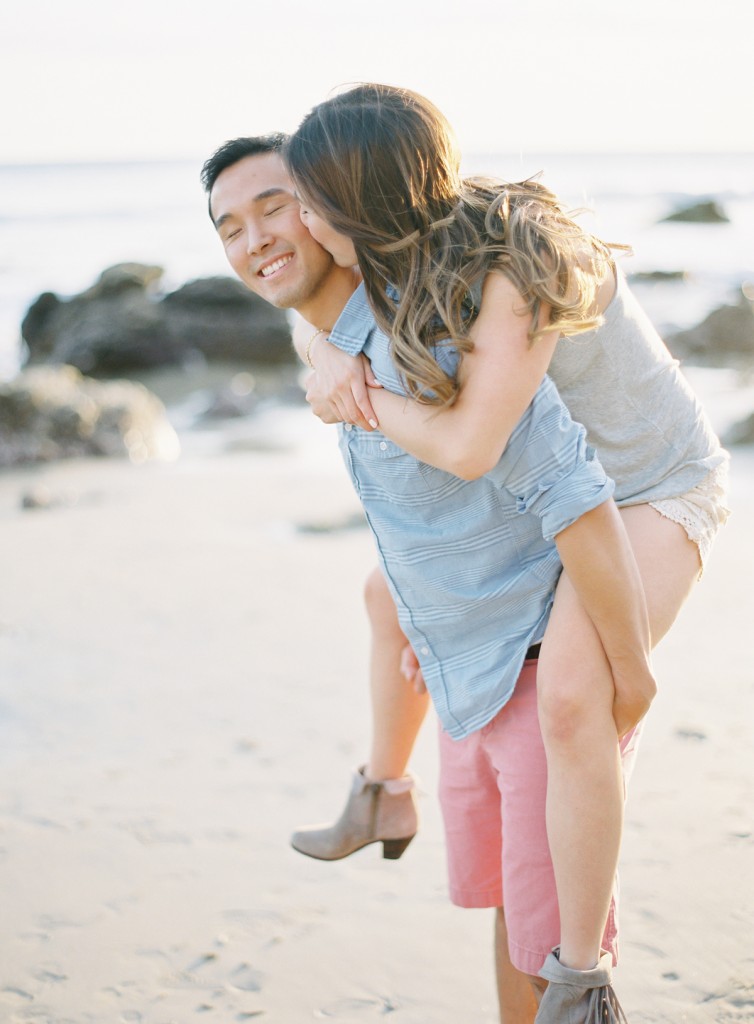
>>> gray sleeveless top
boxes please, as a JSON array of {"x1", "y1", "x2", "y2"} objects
[{"x1": 541, "y1": 268, "x2": 726, "y2": 505}]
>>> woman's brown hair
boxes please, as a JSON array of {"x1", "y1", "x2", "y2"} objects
[{"x1": 285, "y1": 83, "x2": 624, "y2": 407}]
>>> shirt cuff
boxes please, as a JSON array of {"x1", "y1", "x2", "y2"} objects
[
  {"x1": 327, "y1": 327, "x2": 368, "y2": 357},
  {"x1": 517, "y1": 455, "x2": 615, "y2": 541}
]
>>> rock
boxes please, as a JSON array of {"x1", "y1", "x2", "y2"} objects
[
  {"x1": 296, "y1": 511, "x2": 367, "y2": 535},
  {"x1": 665, "y1": 290, "x2": 754, "y2": 364},
  {"x1": 83, "y1": 262, "x2": 164, "y2": 298},
  {"x1": 629, "y1": 270, "x2": 687, "y2": 282},
  {"x1": 723, "y1": 410, "x2": 754, "y2": 446},
  {"x1": 21, "y1": 263, "x2": 293, "y2": 374},
  {"x1": 19, "y1": 292, "x2": 63, "y2": 361},
  {"x1": 161, "y1": 277, "x2": 292, "y2": 363},
  {"x1": 20, "y1": 485, "x2": 77, "y2": 511},
  {"x1": 660, "y1": 200, "x2": 729, "y2": 224},
  {"x1": 21, "y1": 485, "x2": 56, "y2": 510},
  {"x1": 198, "y1": 383, "x2": 260, "y2": 421},
  {"x1": 0, "y1": 365, "x2": 180, "y2": 467}
]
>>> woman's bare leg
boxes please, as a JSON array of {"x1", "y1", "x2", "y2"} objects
[
  {"x1": 363, "y1": 566, "x2": 430, "y2": 780},
  {"x1": 538, "y1": 504, "x2": 700, "y2": 970},
  {"x1": 290, "y1": 567, "x2": 427, "y2": 860}
]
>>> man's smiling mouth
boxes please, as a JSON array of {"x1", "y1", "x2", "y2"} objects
[{"x1": 259, "y1": 255, "x2": 293, "y2": 278}]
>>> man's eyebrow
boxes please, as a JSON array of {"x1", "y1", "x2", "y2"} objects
[
  {"x1": 255, "y1": 187, "x2": 291, "y2": 201},
  {"x1": 213, "y1": 187, "x2": 294, "y2": 229}
]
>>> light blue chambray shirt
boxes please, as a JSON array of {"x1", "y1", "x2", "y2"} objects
[{"x1": 329, "y1": 285, "x2": 614, "y2": 740}]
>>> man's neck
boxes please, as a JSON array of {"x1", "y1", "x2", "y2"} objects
[{"x1": 295, "y1": 266, "x2": 360, "y2": 329}]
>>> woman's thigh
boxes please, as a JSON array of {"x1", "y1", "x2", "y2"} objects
[
  {"x1": 616, "y1": 503, "x2": 700, "y2": 646},
  {"x1": 538, "y1": 504, "x2": 701, "y2": 715}
]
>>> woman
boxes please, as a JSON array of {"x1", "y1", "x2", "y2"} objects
[{"x1": 283, "y1": 84, "x2": 728, "y2": 1021}]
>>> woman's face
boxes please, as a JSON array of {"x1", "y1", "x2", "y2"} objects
[{"x1": 299, "y1": 201, "x2": 358, "y2": 268}]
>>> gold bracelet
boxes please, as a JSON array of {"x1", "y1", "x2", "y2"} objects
[{"x1": 305, "y1": 327, "x2": 327, "y2": 369}]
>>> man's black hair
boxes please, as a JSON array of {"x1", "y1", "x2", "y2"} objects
[{"x1": 200, "y1": 133, "x2": 289, "y2": 219}]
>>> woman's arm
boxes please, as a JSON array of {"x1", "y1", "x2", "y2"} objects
[
  {"x1": 484, "y1": 377, "x2": 653, "y2": 736},
  {"x1": 372, "y1": 273, "x2": 559, "y2": 478},
  {"x1": 554, "y1": 500, "x2": 656, "y2": 737},
  {"x1": 307, "y1": 272, "x2": 560, "y2": 478}
]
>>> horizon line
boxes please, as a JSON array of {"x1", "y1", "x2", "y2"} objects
[{"x1": 1, "y1": 150, "x2": 754, "y2": 171}]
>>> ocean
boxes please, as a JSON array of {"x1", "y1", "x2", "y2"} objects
[{"x1": 1, "y1": 151, "x2": 753, "y2": 432}]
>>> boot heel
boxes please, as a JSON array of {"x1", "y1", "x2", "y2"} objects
[{"x1": 382, "y1": 835, "x2": 414, "y2": 860}]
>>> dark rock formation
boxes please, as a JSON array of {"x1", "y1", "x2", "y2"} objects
[
  {"x1": 21, "y1": 263, "x2": 293, "y2": 374},
  {"x1": 160, "y1": 276, "x2": 292, "y2": 363},
  {"x1": 723, "y1": 410, "x2": 754, "y2": 446},
  {"x1": 0, "y1": 364, "x2": 179, "y2": 467},
  {"x1": 629, "y1": 270, "x2": 687, "y2": 282},
  {"x1": 660, "y1": 200, "x2": 729, "y2": 224},
  {"x1": 197, "y1": 381, "x2": 261, "y2": 421},
  {"x1": 665, "y1": 290, "x2": 754, "y2": 363}
]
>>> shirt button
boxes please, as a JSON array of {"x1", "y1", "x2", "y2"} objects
[
  {"x1": 344, "y1": 423, "x2": 352, "y2": 432},
  {"x1": 379, "y1": 441, "x2": 387, "y2": 450},
  {"x1": 420, "y1": 646, "x2": 429, "y2": 656}
]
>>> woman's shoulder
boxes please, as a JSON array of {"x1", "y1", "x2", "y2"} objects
[{"x1": 594, "y1": 261, "x2": 618, "y2": 316}]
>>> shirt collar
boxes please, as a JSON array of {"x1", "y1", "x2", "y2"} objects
[{"x1": 328, "y1": 283, "x2": 375, "y2": 357}]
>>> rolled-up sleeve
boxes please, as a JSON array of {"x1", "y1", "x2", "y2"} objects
[{"x1": 485, "y1": 376, "x2": 615, "y2": 540}]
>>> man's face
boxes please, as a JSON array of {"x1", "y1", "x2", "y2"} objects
[{"x1": 210, "y1": 152, "x2": 336, "y2": 309}]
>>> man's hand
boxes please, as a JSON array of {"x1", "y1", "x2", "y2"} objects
[
  {"x1": 306, "y1": 338, "x2": 382, "y2": 430},
  {"x1": 400, "y1": 644, "x2": 427, "y2": 695}
]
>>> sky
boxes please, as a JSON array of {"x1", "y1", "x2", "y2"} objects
[{"x1": 2, "y1": 0, "x2": 753, "y2": 164}]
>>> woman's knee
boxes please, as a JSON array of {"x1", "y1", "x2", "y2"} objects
[{"x1": 536, "y1": 654, "x2": 614, "y2": 747}]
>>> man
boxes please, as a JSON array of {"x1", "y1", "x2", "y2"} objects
[
  {"x1": 201, "y1": 136, "x2": 643, "y2": 1024},
  {"x1": 202, "y1": 130, "x2": 431, "y2": 868},
  {"x1": 202, "y1": 134, "x2": 360, "y2": 356}
]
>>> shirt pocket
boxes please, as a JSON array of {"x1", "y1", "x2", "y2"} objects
[{"x1": 349, "y1": 433, "x2": 436, "y2": 504}]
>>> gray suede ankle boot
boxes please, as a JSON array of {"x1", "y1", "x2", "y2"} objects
[
  {"x1": 290, "y1": 766, "x2": 418, "y2": 861},
  {"x1": 536, "y1": 948, "x2": 628, "y2": 1024}
]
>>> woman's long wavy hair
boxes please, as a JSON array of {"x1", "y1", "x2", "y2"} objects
[{"x1": 285, "y1": 83, "x2": 626, "y2": 407}]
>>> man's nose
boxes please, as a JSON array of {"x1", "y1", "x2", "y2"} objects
[{"x1": 246, "y1": 223, "x2": 273, "y2": 255}]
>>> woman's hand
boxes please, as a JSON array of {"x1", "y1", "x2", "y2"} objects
[
  {"x1": 554, "y1": 500, "x2": 656, "y2": 739},
  {"x1": 306, "y1": 338, "x2": 382, "y2": 430},
  {"x1": 611, "y1": 658, "x2": 657, "y2": 738}
]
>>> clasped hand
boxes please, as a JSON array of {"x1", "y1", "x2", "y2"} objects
[
  {"x1": 305, "y1": 338, "x2": 382, "y2": 431},
  {"x1": 612, "y1": 655, "x2": 657, "y2": 739}
]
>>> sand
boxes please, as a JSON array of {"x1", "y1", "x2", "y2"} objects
[{"x1": 0, "y1": 406, "x2": 752, "y2": 1024}]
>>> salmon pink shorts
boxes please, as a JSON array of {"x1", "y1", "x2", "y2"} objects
[{"x1": 437, "y1": 660, "x2": 642, "y2": 977}]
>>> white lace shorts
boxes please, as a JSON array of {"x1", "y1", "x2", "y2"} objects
[{"x1": 648, "y1": 462, "x2": 730, "y2": 577}]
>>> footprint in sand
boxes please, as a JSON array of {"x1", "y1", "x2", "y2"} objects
[
  {"x1": 229, "y1": 963, "x2": 265, "y2": 993},
  {"x1": 314, "y1": 996, "x2": 398, "y2": 1017},
  {"x1": 186, "y1": 952, "x2": 218, "y2": 973},
  {"x1": 1, "y1": 986, "x2": 34, "y2": 1003},
  {"x1": 674, "y1": 726, "x2": 707, "y2": 741},
  {"x1": 701, "y1": 980, "x2": 754, "y2": 1019}
]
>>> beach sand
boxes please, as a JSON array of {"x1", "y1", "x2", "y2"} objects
[{"x1": 0, "y1": 407, "x2": 752, "y2": 1023}]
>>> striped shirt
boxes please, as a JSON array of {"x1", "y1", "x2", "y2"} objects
[{"x1": 330, "y1": 285, "x2": 614, "y2": 740}]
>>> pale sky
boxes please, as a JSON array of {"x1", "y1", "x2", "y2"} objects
[{"x1": 3, "y1": 0, "x2": 753, "y2": 164}]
